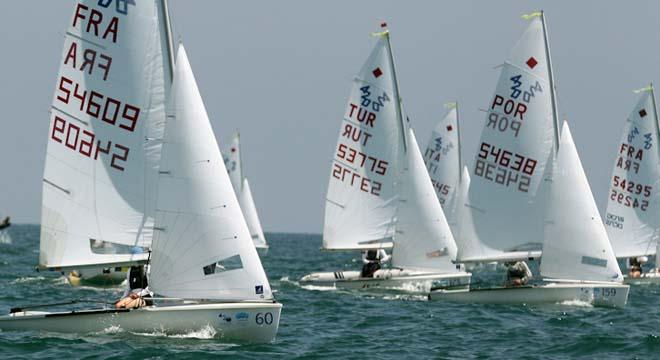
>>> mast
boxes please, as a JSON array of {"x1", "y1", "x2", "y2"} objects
[
  {"x1": 540, "y1": 11, "x2": 560, "y2": 153},
  {"x1": 237, "y1": 131, "x2": 245, "y2": 191},
  {"x1": 455, "y1": 102, "x2": 463, "y2": 182},
  {"x1": 649, "y1": 83, "x2": 660, "y2": 160},
  {"x1": 382, "y1": 28, "x2": 408, "y2": 153},
  {"x1": 160, "y1": 0, "x2": 176, "y2": 82}
]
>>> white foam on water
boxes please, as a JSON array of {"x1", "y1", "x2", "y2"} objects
[
  {"x1": 0, "y1": 231, "x2": 12, "y2": 244},
  {"x1": 11, "y1": 276, "x2": 46, "y2": 284},
  {"x1": 169, "y1": 325, "x2": 217, "y2": 339},
  {"x1": 97, "y1": 325, "x2": 123, "y2": 334},
  {"x1": 300, "y1": 284, "x2": 337, "y2": 292},
  {"x1": 279, "y1": 275, "x2": 337, "y2": 291},
  {"x1": 558, "y1": 299, "x2": 594, "y2": 308},
  {"x1": 131, "y1": 324, "x2": 218, "y2": 339},
  {"x1": 382, "y1": 294, "x2": 428, "y2": 302}
]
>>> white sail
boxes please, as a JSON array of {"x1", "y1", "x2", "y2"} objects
[
  {"x1": 423, "y1": 106, "x2": 462, "y2": 226},
  {"x1": 541, "y1": 122, "x2": 623, "y2": 282},
  {"x1": 604, "y1": 89, "x2": 660, "y2": 258},
  {"x1": 40, "y1": 0, "x2": 171, "y2": 269},
  {"x1": 450, "y1": 166, "x2": 471, "y2": 247},
  {"x1": 149, "y1": 45, "x2": 272, "y2": 300},
  {"x1": 457, "y1": 16, "x2": 555, "y2": 262},
  {"x1": 323, "y1": 33, "x2": 405, "y2": 250},
  {"x1": 241, "y1": 178, "x2": 268, "y2": 248},
  {"x1": 223, "y1": 132, "x2": 243, "y2": 192},
  {"x1": 222, "y1": 132, "x2": 268, "y2": 248},
  {"x1": 392, "y1": 129, "x2": 458, "y2": 272}
]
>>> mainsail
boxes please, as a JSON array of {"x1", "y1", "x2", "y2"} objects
[
  {"x1": 423, "y1": 103, "x2": 462, "y2": 225},
  {"x1": 392, "y1": 129, "x2": 459, "y2": 272},
  {"x1": 149, "y1": 45, "x2": 272, "y2": 300},
  {"x1": 456, "y1": 14, "x2": 557, "y2": 262},
  {"x1": 322, "y1": 30, "x2": 406, "y2": 250},
  {"x1": 223, "y1": 132, "x2": 268, "y2": 249},
  {"x1": 541, "y1": 122, "x2": 623, "y2": 282},
  {"x1": 604, "y1": 86, "x2": 660, "y2": 258},
  {"x1": 40, "y1": 0, "x2": 173, "y2": 269}
]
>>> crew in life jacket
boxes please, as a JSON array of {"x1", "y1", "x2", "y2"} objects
[
  {"x1": 505, "y1": 261, "x2": 532, "y2": 287},
  {"x1": 115, "y1": 265, "x2": 153, "y2": 309},
  {"x1": 360, "y1": 249, "x2": 390, "y2": 278},
  {"x1": 628, "y1": 257, "x2": 645, "y2": 278}
]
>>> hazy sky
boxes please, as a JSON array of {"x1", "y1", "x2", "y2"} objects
[{"x1": 1, "y1": 1, "x2": 660, "y2": 233}]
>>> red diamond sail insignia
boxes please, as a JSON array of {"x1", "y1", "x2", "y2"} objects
[
  {"x1": 372, "y1": 67, "x2": 383, "y2": 78},
  {"x1": 526, "y1": 57, "x2": 538, "y2": 69},
  {"x1": 446, "y1": 125, "x2": 453, "y2": 131},
  {"x1": 639, "y1": 109, "x2": 647, "y2": 118}
]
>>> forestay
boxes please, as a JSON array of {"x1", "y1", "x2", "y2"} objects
[
  {"x1": 392, "y1": 129, "x2": 458, "y2": 272},
  {"x1": 541, "y1": 122, "x2": 623, "y2": 282},
  {"x1": 604, "y1": 88, "x2": 660, "y2": 258},
  {"x1": 40, "y1": 0, "x2": 171, "y2": 269},
  {"x1": 457, "y1": 16, "x2": 555, "y2": 262},
  {"x1": 423, "y1": 105, "x2": 461, "y2": 222},
  {"x1": 149, "y1": 46, "x2": 272, "y2": 301},
  {"x1": 323, "y1": 33, "x2": 404, "y2": 250},
  {"x1": 222, "y1": 133, "x2": 267, "y2": 248}
]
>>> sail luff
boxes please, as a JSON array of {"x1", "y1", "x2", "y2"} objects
[{"x1": 540, "y1": 11, "x2": 560, "y2": 152}]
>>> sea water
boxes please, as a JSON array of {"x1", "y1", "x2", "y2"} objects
[{"x1": 0, "y1": 225, "x2": 658, "y2": 359}]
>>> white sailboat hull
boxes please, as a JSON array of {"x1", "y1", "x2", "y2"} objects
[
  {"x1": 624, "y1": 272, "x2": 660, "y2": 285},
  {"x1": 429, "y1": 282, "x2": 629, "y2": 308},
  {"x1": 0, "y1": 302, "x2": 282, "y2": 343},
  {"x1": 67, "y1": 266, "x2": 127, "y2": 287},
  {"x1": 300, "y1": 269, "x2": 471, "y2": 292}
]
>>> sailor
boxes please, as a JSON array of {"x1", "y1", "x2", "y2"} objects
[
  {"x1": 628, "y1": 257, "x2": 644, "y2": 278},
  {"x1": 360, "y1": 249, "x2": 390, "y2": 278},
  {"x1": 0, "y1": 216, "x2": 10, "y2": 231},
  {"x1": 505, "y1": 261, "x2": 532, "y2": 287},
  {"x1": 115, "y1": 265, "x2": 152, "y2": 309}
]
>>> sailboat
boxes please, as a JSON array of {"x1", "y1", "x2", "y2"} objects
[
  {"x1": 604, "y1": 85, "x2": 660, "y2": 283},
  {"x1": 223, "y1": 132, "x2": 269, "y2": 255},
  {"x1": 300, "y1": 26, "x2": 471, "y2": 291},
  {"x1": 36, "y1": 0, "x2": 176, "y2": 286},
  {"x1": 422, "y1": 102, "x2": 470, "y2": 236},
  {"x1": 1, "y1": 3, "x2": 281, "y2": 342},
  {"x1": 430, "y1": 12, "x2": 629, "y2": 307}
]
